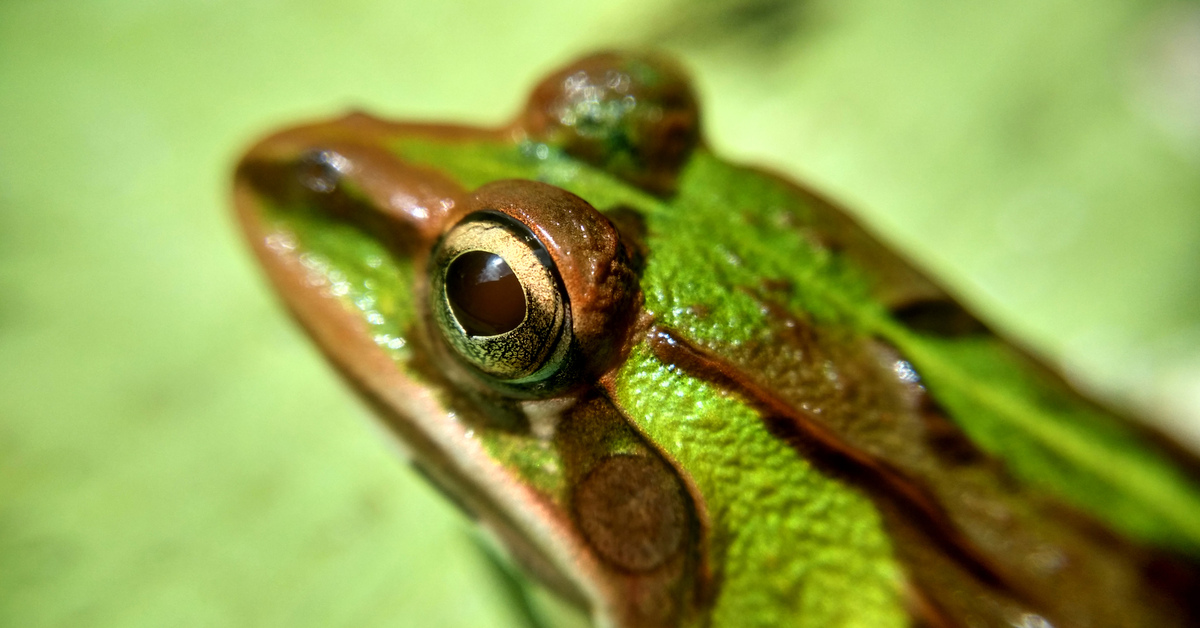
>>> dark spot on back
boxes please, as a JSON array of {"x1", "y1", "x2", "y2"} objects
[
  {"x1": 919, "y1": 399, "x2": 987, "y2": 467},
  {"x1": 760, "y1": 277, "x2": 793, "y2": 295},
  {"x1": 892, "y1": 299, "x2": 990, "y2": 337},
  {"x1": 1144, "y1": 555, "x2": 1200, "y2": 626}
]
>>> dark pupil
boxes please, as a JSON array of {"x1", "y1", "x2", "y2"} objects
[{"x1": 446, "y1": 251, "x2": 527, "y2": 336}]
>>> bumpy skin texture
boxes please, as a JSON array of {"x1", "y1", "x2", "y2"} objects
[{"x1": 234, "y1": 52, "x2": 1200, "y2": 628}]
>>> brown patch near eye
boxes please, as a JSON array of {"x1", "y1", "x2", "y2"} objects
[{"x1": 574, "y1": 454, "x2": 687, "y2": 572}]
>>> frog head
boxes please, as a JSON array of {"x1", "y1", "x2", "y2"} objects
[{"x1": 233, "y1": 51, "x2": 1200, "y2": 628}]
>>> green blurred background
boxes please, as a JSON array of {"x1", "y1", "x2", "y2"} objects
[{"x1": 2, "y1": 0, "x2": 1199, "y2": 626}]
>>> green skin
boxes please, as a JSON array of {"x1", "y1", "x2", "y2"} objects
[{"x1": 234, "y1": 53, "x2": 1200, "y2": 628}]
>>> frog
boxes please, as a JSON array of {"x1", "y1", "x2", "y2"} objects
[{"x1": 232, "y1": 51, "x2": 1200, "y2": 628}]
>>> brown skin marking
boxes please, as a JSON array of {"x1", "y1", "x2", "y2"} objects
[{"x1": 574, "y1": 454, "x2": 688, "y2": 573}]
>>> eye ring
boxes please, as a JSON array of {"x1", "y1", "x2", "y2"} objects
[{"x1": 429, "y1": 211, "x2": 572, "y2": 383}]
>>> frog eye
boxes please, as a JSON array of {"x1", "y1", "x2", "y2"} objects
[{"x1": 429, "y1": 212, "x2": 571, "y2": 383}]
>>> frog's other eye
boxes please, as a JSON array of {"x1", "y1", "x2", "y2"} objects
[
  {"x1": 521, "y1": 52, "x2": 700, "y2": 196},
  {"x1": 429, "y1": 212, "x2": 571, "y2": 384}
]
